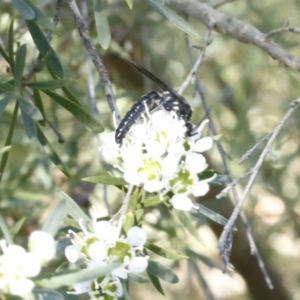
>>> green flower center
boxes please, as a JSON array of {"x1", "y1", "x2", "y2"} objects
[
  {"x1": 81, "y1": 236, "x2": 99, "y2": 258},
  {"x1": 170, "y1": 169, "x2": 193, "y2": 194},
  {"x1": 108, "y1": 241, "x2": 131, "y2": 262},
  {"x1": 138, "y1": 158, "x2": 161, "y2": 180}
]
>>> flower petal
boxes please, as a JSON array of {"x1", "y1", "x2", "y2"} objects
[
  {"x1": 170, "y1": 194, "x2": 195, "y2": 211},
  {"x1": 127, "y1": 227, "x2": 147, "y2": 247}
]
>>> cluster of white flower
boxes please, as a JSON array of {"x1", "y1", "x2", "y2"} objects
[
  {"x1": 101, "y1": 109, "x2": 215, "y2": 211},
  {"x1": 0, "y1": 231, "x2": 56, "y2": 297},
  {"x1": 65, "y1": 213, "x2": 148, "y2": 300}
]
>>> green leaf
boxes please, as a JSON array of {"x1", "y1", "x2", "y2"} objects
[
  {"x1": 33, "y1": 289, "x2": 64, "y2": 300},
  {"x1": 125, "y1": 0, "x2": 133, "y2": 9},
  {"x1": 0, "y1": 213, "x2": 13, "y2": 245},
  {"x1": 82, "y1": 175, "x2": 126, "y2": 186},
  {"x1": 146, "y1": 243, "x2": 189, "y2": 260},
  {"x1": 57, "y1": 191, "x2": 92, "y2": 230},
  {"x1": 61, "y1": 86, "x2": 82, "y2": 105},
  {"x1": 142, "y1": 0, "x2": 201, "y2": 41},
  {"x1": 147, "y1": 271, "x2": 165, "y2": 296},
  {"x1": 8, "y1": 19, "x2": 15, "y2": 72},
  {"x1": 37, "y1": 263, "x2": 121, "y2": 288},
  {"x1": 147, "y1": 260, "x2": 179, "y2": 283},
  {"x1": 140, "y1": 194, "x2": 162, "y2": 207},
  {"x1": 0, "y1": 45, "x2": 10, "y2": 64},
  {"x1": 128, "y1": 273, "x2": 149, "y2": 283},
  {"x1": 193, "y1": 203, "x2": 229, "y2": 227},
  {"x1": 0, "y1": 93, "x2": 15, "y2": 117},
  {"x1": 26, "y1": 20, "x2": 64, "y2": 78},
  {"x1": 0, "y1": 146, "x2": 11, "y2": 158},
  {"x1": 26, "y1": 79, "x2": 75, "y2": 90},
  {"x1": 172, "y1": 209, "x2": 204, "y2": 245},
  {"x1": 42, "y1": 197, "x2": 67, "y2": 236},
  {"x1": 22, "y1": 0, "x2": 57, "y2": 31},
  {"x1": 43, "y1": 90, "x2": 104, "y2": 132},
  {"x1": 17, "y1": 96, "x2": 43, "y2": 120},
  {"x1": 94, "y1": 0, "x2": 111, "y2": 49},
  {"x1": 12, "y1": 0, "x2": 35, "y2": 20},
  {"x1": 33, "y1": 89, "x2": 46, "y2": 126},
  {"x1": 0, "y1": 101, "x2": 19, "y2": 182},
  {"x1": 0, "y1": 81, "x2": 14, "y2": 92},
  {"x1": 20, "y1": 106, "x2": 37, "y2": 139},
  {"x1": 10, "y1": 217, "x2": 26, "y2": 238},
  {"x1": 14, "y1": 44, "x2": 27, "y2": 89},
  {"x1": 36, "y1": 126, "x2": 71, "y2": 178}
]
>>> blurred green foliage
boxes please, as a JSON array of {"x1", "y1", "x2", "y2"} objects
[{"x1": 1, "y1": 0, "x2": 300, "y2": 299}]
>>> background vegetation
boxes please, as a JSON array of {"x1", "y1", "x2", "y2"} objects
[{"x1": 1, "y1": 0, "x2": 300, "y2": 299}]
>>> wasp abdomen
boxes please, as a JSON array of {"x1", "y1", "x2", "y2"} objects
[{"x1": 115, "y1": 91, "x2": 161, "y2": 145}]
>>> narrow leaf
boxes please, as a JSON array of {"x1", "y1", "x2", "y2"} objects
[
  {"x1": 0, "y1": 102, "x2": 19, "y2": 182},
  {"x1": 57, "y1": 191, "x2": 92, "y2": 230},
  {"x1": 42, "y1": 197, "x2": 67, "y2": 235},
  {"x1": 61, "y1": 86, "x2": 82, "y2": 105},
  {"x1": 0, "y1": 45, "x2": 10, "y2": 64},
  {"x1": 36, "y1": 126, "x2": 71, "y2": 177},
  {"x1": 43, "y1": 90, "x2": 104, "y2": 132},
  {"x1": 33, "y1": 89, "x2": 46, "y2": 126},
  {"x1": 125, "y1": 0, "x2": 133, "y2": 9},
  {"x1": 140, "y1": 194, "x2": 162, "y2": 207},
  {"x1": 14, "y1": 44, "x2": 27, "y2": 89},
  {"x1": 146, "y1": 243, "x2": 189, "y2": 260},
  {"x1": 8, "y1": 19, "x2": 15, "y2": 72},
  {"x1": 20, "y1": 107, "x2": 37, "y2": 139},
  {"x1": 94, "y1": 0, "x2": 111, "y2": 49},
  {"x1": 0, "y1": 146, "x2": 11, "y2": 158},
  {"x1": 147, "y1": 260, "x2": 179, "y2": 283},
  {"x1": 172, "y1": 209, "x2": 204, "y2": 245},
  {"x1": 82, "y1": 175, "x2": 126, "y2": 186},
  {"x1": 33, "y1": 289, "x2": 64, "y2": 300},
  {"x1": 147, "y1": 272, "x2": 165, "y2": 296},
  {"x1": 37, "y1": 263, "x2": 121, "y2": 288},
  {"x1": 142, "y1": 0, "x2": 201, "y2": 40},
  {"x1": 0, "y1": 93, "x2": 14, "y2": 117},
  {"x1": 12, "y1": 0, "x2": 35, "y2": 20},
  {"x1": 26, "y1": 20, "x2": 63, "y2": 78},
  {"x1": 10, "y1": 217, "x2": 26, "y2": 238},
  {"x1": 0, "y1": 213, "x2": 13, "y2": 245},
  {"x1": 0, "y1": 82, "x2": 14, "y2": 92},
  {"x1": 128, "y1": 273, "x2": 149, "y2": 283},
  {"x1": 22, "y1": 0, "x2": 57, "y2": 31},
  {"x1": 17, "y1": 96, "x2": 43, "y2": 120},
  {"x1": 27, "y1": 79, "x2": 74, "y2": 90},
  {"x1": 193, "y1": 203, "x2": 229, "y2": 227}
]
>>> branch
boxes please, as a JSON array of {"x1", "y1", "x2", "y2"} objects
[
  {"x1": 218, "y1": 98, "x2": 300, "y2": 272},
  {"x1": 67, "y1": 0, "x2": 121, "y2": 123},
  {"x1": 185, "y1": 31, "x2": 274, "y2": 289},
  {"x1": 165, "y1": 0, "x2": 300, "y2": 72},
  {"x1": 266, "y1": 24, "x2": 300, "y2": 39}
]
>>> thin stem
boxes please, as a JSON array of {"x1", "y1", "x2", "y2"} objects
[{"x1": 67, "y1": 0, "x2": 121, "y2": 123}]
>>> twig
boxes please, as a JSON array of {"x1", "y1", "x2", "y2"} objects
[
  {"x1": 165, "y1": 0, "x2": 300, "y2": 73},
  {"x1": 67, "y1": 0, "x2": 121, "y2": 123},
  {"x1": 185, "y1": 31, "x2": 274, "y2": 289},
  {"x1": 178, "y1": 27, "x2": 212, "y2": 95},
  {"x1": 266, "y1": 24, "x2": 300, "y2": 39},
  {"x1": 239, "y1": 131, "x2": 273, "y2": 163},
  {"x1": 218, "y1": 98, "x2": 300, "y2": 273},
  {"x1": 46, "y1": 119, "x2": 65, "y2": 143},
  {"x1": 216, "y1": 170, "x2": 252, "y2": 199},
  {"x1": 212, "y1": 0, "x2": 238, "y2": 9}
]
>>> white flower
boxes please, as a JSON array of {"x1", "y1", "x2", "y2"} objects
[
  {"x1": 0, "y1": 242, "x2": 41, "y2": 296},
  {"x1": 66, "y1": 214, "x2": 149, "y2": 297},
  {"x1": 28, "y1": 231, "x2": 56, "y2": 265}
]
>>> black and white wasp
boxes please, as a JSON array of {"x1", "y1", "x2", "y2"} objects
[{"x1": 115, "y1": 61, "x2": 194, "y2": 145}]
